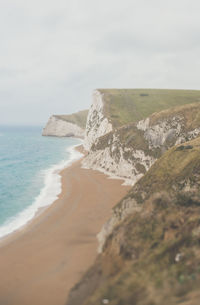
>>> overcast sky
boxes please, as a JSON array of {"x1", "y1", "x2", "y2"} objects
[{"x1": 0, "y1": 0, "x2": 200, "y2": 125}]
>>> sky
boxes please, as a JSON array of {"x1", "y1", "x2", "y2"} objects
[{"x1": 0, "y1": 0, "x2": 200, "y2": 125}]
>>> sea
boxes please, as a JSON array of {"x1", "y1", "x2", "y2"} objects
[{"x1": 0, "y1": 125, "x2": 82, "y2": 239}]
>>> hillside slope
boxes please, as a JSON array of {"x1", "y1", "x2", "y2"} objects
[
  {"x1": 67, "y1": 137, "x2": 200, "y2": 305},
  {"x1": 42, "y1": 110, "x2": 88, "y2": 138}
]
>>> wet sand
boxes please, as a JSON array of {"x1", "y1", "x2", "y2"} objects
[{"x1": 0, "y1": 159, "x2": 130, "y2": 305}]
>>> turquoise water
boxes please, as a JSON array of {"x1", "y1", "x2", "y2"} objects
[{"x1": 0, "y1": 126, "x2": 82, "y2": 238}]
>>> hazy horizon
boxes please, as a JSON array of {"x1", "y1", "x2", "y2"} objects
[{"x1": 1, "y1": 0, "x2": 200, "y2": 125}]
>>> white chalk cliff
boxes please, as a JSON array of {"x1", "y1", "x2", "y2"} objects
[
  {"x1": 84, "y1": 90, "x2": 113, "y2": 150},
  {"x1": 42, "y1": 115, "x2": 85, "y2": 138},
  {"x1": 83, "y1": 96, "x2": 200, "y2": 186}
]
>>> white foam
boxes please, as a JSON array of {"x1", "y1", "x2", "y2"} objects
[{"x1": 0, "y1": 143, "x2": 83, "y2": 239}]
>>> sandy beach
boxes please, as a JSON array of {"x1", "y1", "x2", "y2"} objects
[{"x1": 0, "y1": 157, "x2": 130, "y2": 305}]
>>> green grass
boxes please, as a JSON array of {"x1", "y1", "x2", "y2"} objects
[
  {"x1": 98, "y1": 89, "x2": 200, "y2": 127},
  {"x1": 55, "y1": 109, "x2": 88, "y2": 129}
]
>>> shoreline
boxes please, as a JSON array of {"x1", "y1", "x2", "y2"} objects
[
  {"x1": 0, "y1": 142, "x2": 83, "y2": 242},
  {"x1": 0, "y1": 150, "x2": 130, "y2": 305},
  {"x1": 0, "y1": 155, "x2": 82, "y2": 248}
]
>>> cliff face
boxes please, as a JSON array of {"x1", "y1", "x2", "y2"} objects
[
  {"x1": 67, "y1": 137, "x2": 200, "y2": 305},
  {"x1": 83, "y1": 99, "x2": 200, "y2": 184},
  {"x1": 84, "y1": 90, "x2": 113, "y2": 150},
  {"x1": 42, "y1": 110, "x2": 88, "y2": 138}
]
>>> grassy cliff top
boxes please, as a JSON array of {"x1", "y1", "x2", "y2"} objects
[
  {"x1": 98, "y1": 89, "x2": 200, "y2": 127},
  {"x1": 55, "y1": 110, "x2": 88, "y2": 129}
]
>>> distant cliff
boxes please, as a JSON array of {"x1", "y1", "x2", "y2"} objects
[{"x1": 42, "y1": 110, "x2": 88, "y2": 138}]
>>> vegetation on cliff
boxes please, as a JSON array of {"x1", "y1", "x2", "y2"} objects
[
  {"x1": 99, "y1": 89, "x2": 200, "y2": 128},
  {"x1": 67, "y1": 137, "x2": 200, "y2": 305},
  {"x1": 55, "y1": 109, "x2": 88, "y2": 129}
]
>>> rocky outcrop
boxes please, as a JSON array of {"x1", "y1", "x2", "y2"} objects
[
  {"x1": 137, "y1": 115, "x2": 200, "y2": 149},
  {"x1": 42, "y1": 115, "x2": 85, "y2": 138}
]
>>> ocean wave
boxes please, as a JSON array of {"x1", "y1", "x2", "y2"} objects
[{"x1": 0, "y1": 143, "x2": 83, "y2": 239}]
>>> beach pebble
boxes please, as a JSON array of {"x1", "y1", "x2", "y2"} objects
[{"x1": 102, "y1": 299, "x2": 110, "y2": 304}]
